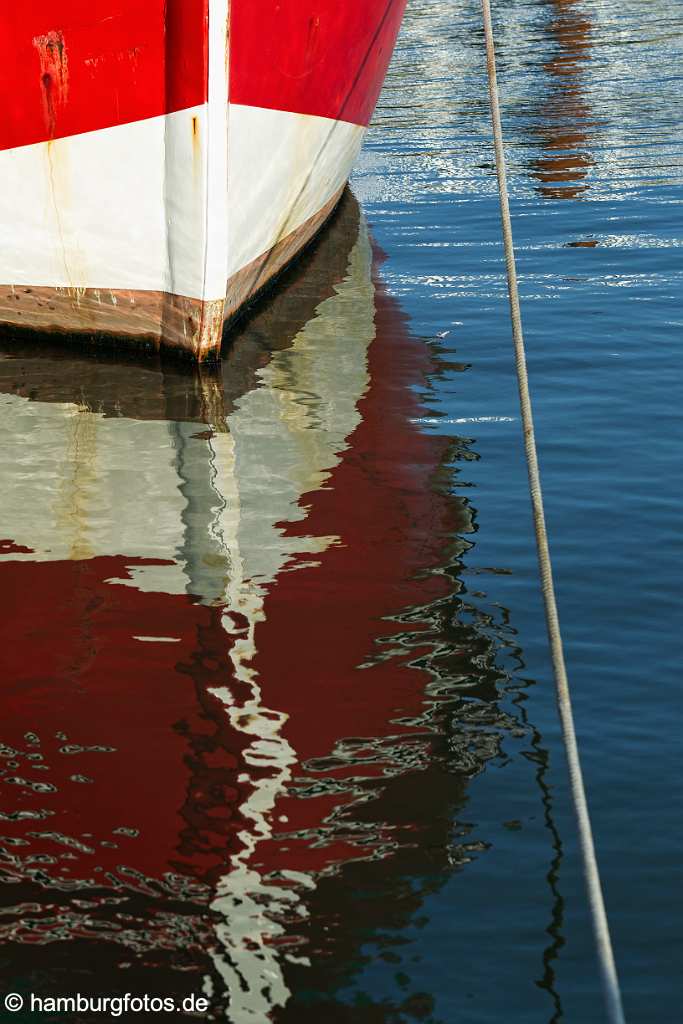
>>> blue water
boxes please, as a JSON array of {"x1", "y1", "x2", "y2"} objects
[
  {"x1": 0, "y1": 2, "x2": 681, "y2": 1022},
  {"x1": 352, "y1": 1, "x2": 683, "y2": 1019}
]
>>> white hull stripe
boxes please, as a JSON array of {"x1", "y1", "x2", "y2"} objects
[
  {"x1": 0, "y1": 105, "x2": 365, "y2": 302},
  {"x1": 227, "y1": 104, "x2": 365, "y2": 281}
]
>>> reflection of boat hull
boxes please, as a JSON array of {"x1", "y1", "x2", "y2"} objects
[
  {"x1": 0, "y1": 192, "x2": 476, "y2": 1019},
  {"x1": 0, "y1": 0, "x2": 407, "y2": 360},
  {"x1": 0, "y1": 191, "x2": 380, "y2": 891}
]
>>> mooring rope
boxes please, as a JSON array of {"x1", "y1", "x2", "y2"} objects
[{"x1": 478, "y1": 2, "x2": 626, "y2": 1021}]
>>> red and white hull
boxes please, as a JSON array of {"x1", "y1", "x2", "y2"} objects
[{"x1": 0, "y1": 1, "x2": 406, "y2": 360}]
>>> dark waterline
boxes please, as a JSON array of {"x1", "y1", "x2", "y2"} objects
[{"x1": 1, "y1": 1, "x2": 682, "y2": 1021}]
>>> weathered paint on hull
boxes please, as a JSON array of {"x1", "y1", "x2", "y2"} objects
[
  {"x1": 0, "y1": 0, "x2": 407, "y2": 360},
  {"x1": 0, "y1": 189, "x2": 342, "y2": 357}
]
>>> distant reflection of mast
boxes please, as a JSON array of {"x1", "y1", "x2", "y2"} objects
[
  {"x1": 510, "y1": 685, "x2": 565, "y2": 1023},
  {"x1": 467, "y1": 593, "x2": 565, "y2": 1022},
  {"x1": 530, "y1": 730, "x2": 565, "y2": 1024},
  {"x1": 532, "y1": 0, "x2": 595, "y2": 199}
]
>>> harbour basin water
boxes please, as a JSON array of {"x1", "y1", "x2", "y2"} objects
[{"x1": 0, "y1": 1, "x2": 682, "y2": 1021}]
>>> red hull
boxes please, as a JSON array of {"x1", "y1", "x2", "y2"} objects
[{"x1": 2, "y1": 0, "x2": 406, "y2": 153}]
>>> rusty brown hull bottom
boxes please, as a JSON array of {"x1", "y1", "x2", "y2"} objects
[{"x1": 0, "y1": 188, "x2": 343, "y2": 362}]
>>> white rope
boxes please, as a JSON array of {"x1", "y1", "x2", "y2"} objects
[{"x1": 478, "y1": 2, "x2": 626, "y2": 1021}]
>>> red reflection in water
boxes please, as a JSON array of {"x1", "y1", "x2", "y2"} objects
[
  {"x1": 253, "y1": 253, "x2": 459, "y2": 875},
  {"x1": 532, "y1": 0, "x2": 595, "y2": 199},
  {"x1": 0, "y1": 198, "x2": 466, "y2": 1013}
]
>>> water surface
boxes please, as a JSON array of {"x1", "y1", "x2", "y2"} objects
[
  {"x1": 353, "y1": 1, "x2": 683, "y2": 1020},
  {"x1": 1, "y1": 1, "x2": 682, "y2": 1021}
]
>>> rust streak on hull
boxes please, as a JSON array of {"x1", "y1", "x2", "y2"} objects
[
  {"x1": 0, "y1": 287, "x2": 222, "y2": 360},
  {"x1": 0, "y1": 188, "x2": 345, "y2": 361}
]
